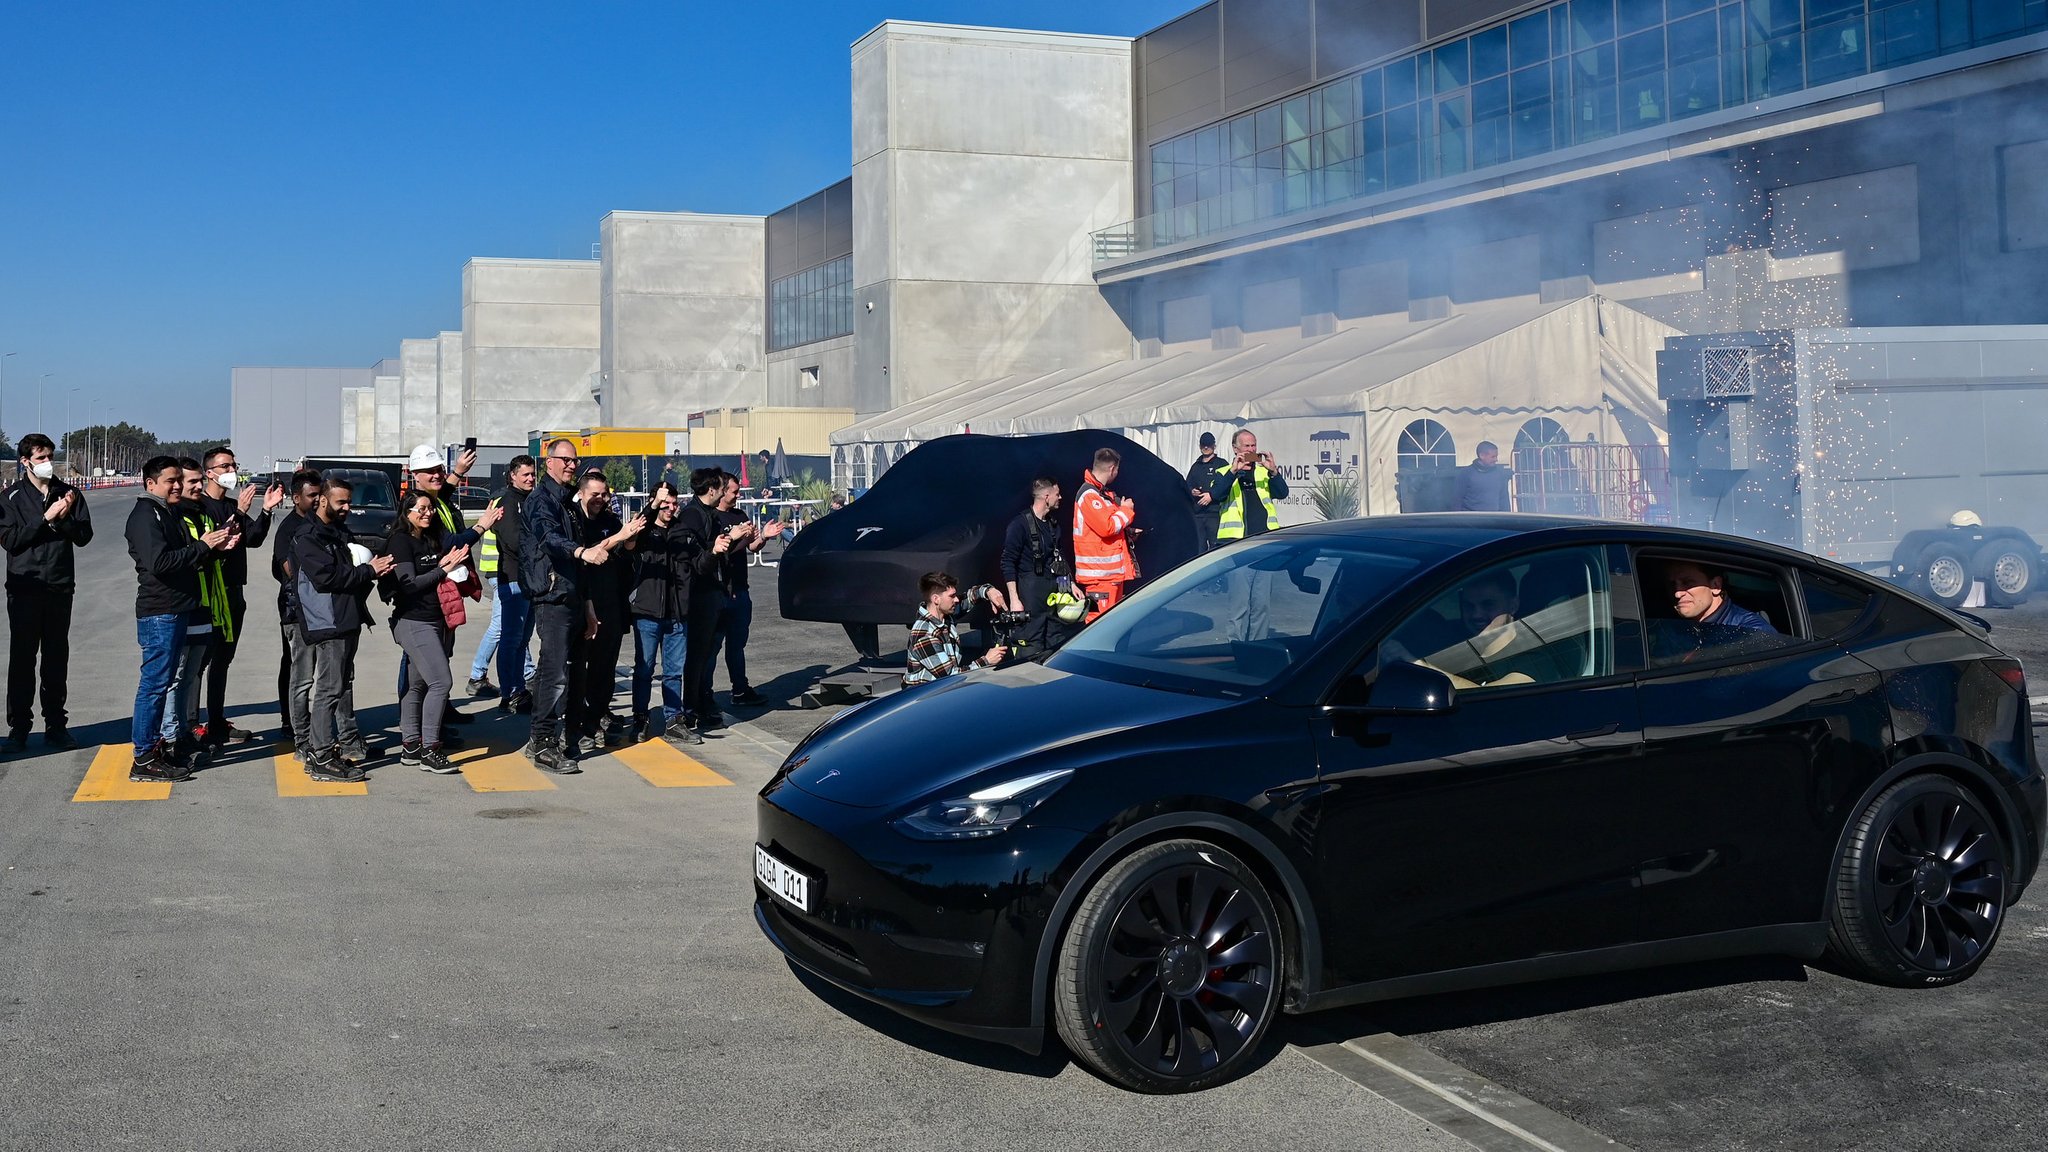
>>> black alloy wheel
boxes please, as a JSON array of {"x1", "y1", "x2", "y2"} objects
[
  {"x1": 1053, "y1": 839, "x2": 1283, "y2": 1093},
  {"x1": 1828, "y1": 775, "x2": 2010, "y2": 987}
]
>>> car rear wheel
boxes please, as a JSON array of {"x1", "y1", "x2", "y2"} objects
[
  {"x1": 1827, "y1": 775, "x2": 2009, "y2": 987},
  {"x1": 1053, "y1": 839, "x2": 1283, "y2": 1093},
  {"x1": 1913, "y1": 542, "x2": 1972, "y2": 608},
  {"x1": 1973, "y1": 541, "x2": 2035, "y2": 606}
]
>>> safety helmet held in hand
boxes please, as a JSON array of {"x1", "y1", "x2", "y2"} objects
[{"x1": 1047, "y1": 589, "x2": 1086, "y2": 624}]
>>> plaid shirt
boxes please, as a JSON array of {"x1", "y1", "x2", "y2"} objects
[{"x1": 904, "y1": 585, "x2": 995, "y2": 687}]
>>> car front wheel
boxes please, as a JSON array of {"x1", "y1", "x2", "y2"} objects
[
  {"x1": 1053, "y1": 839, "x2": 1283, "y2": 1093},
  {"x1": 1827, "y1": 775, "x2": 2010, "y2": 987}
]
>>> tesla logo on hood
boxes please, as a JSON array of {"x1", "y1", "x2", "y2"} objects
[{"x1": 855, "y1": 527, "x2": 882, "y2": 541}]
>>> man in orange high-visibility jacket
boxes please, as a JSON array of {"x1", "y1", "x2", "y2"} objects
[{"x1": 1072, "y1": 447, "x2": 1136, "y2": 623}]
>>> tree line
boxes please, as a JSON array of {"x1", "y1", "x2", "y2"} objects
[{"x1": 0, "y1": 424, "x2": 228, "y2": 477}]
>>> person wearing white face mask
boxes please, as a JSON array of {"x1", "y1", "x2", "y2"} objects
[
  {"x1": 0, "y1": 433, "x2": 94, "y2": 752},
  {"x1": 195, "y1": 445, "x2": 286, "y2": 747}
]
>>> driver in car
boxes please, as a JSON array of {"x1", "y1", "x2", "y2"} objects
[
  {"x1": 1386, "y1": 569, "x2": 1552, "y2": 689},
  {"x1": 904, "y1": 571, "x2": 1010, "y2": 688}
]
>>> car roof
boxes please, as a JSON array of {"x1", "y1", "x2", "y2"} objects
[{"x1": 1278, "y1": 514, "x2": 1855, "y2": 572}]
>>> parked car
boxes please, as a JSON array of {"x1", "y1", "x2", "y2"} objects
[
  {"x1": 315, "y1": 467, "x2": 399, "y2": 546},
  {"x1": 753, "y1": 515, "x2": 2044, "y2": 1093}
]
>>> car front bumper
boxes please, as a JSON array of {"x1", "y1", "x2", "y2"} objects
[{"x1": 752, "y1": 782, "x2": 1083, "y2": 1052}]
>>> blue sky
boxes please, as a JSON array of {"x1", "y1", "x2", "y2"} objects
[{"x1": 0, "y1": 0, "x2": 1190, "y2": 440}]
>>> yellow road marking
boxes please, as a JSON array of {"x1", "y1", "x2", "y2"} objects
[
  {"x1": 612, "y1": 739, "x2": 734, "y2": 788},
  {"x1": 459, "y1": 746, "x2": 559, "y2": 792},
  {"x1": 72, "y1": 745, "x2": 172, "y2": 802},
  {"x1": 272, "y1": 754, "x2": 367, "y2": 797}
]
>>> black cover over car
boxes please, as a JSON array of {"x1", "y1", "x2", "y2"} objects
[{"x1": 778, "y1": 431, "x2": 1204, "y2": 626}]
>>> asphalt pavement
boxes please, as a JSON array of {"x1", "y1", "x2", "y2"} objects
[
  {"x1": 3, "y1": 541, "x2": 2044, "y2": 1151},
  {"x1": 0, "y1": 549, "x2": 1466, "y2": 1151}
]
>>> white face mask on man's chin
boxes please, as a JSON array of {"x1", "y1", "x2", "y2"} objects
[{"x1": 30, "y1": 460, "x2": 54, "y2": 480}]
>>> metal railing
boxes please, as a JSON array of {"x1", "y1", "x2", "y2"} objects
[{"x1": 1513, "y1": 442, "x2": 1671, "y2": 524}]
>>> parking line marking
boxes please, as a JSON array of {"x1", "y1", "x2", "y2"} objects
[
  {"x1": 1295, "y1": 1027, "x2": 1630, "y2": 1152},
  {"x1": 612, "y1": 740, "x2": 733, "y2": 788},
  {"x1": 272, "y1": 754, "x2": 367, "y2": 797},
  {"x1": 71, "y1": 746, "x2": 172, "y2": 802},
  {"x1": 459, "y1": 749, "x2": 558, "y2": 793}
]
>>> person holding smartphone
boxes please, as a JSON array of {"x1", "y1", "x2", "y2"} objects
[
  {"x1": 676, "y1": 468, "x2": 737, "y2": 734},
  {"x1": 709, "y1": 471, "x2": 781, "y2": 709},
  {"x1": 1184, "y1": 432, "x2": 1228, "y2": 552},
  {"x1": 1207, "y1": 428, "x2": 1290, "y2": 640}
]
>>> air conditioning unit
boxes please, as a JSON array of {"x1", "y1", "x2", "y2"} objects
[{"x1": 1701, "y1": 347, "x2": 1755, "y2": 398}]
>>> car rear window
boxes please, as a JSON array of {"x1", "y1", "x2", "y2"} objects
[{"x1": 1802, "y1": 569, "x2": 1876, "y2": 639}]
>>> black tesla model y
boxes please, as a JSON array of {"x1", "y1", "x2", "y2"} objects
[{"x1": 754, "y1": 516, "x2": 2044, "y2": 1093}]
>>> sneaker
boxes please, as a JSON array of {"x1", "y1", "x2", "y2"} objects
[
  {"x1": 511, "y1": 690, "x2": 534, "y2": 715},
  {"x1": 697, "y1": 710, "x2": 726, "y2": 734},
  {"x1": 467, "y1": 676, "x2": 501, "y2": 700},
  {"x1": 416, "y1": 746, "x2": 461, "y2": 775},
  {"x1": 306, "y1": 748, "x2": 365, "y2": 783},
  {"x1": 398, "y1": 742, "x2": 425, "y2": 767},
  {"x1": 627, "y1": 716, "x2": 650, "y2": 743},
  {"x1": 201, "y1": 722, "x2": 256, "y2": 746},
  {"x1": 603, "y1": 714, "x2": 630, "y2": 746},
  {"x1": 42, "y1": 727, "x2": 77, "y2": 751},
  {"x1": 339, "y1": 738, "x2": 372, "y2": 766},
  {"x1": 730, "y1": 688, "x2": 766, "y2": 706},
  {"x1": 575, "y1": 732, "x2": 604, "y2": 758},
  {"x1": 1, "y1": 729, "x2": 28, "y2": 754},
  {"x1": 523, "y1": 739, "x2": 579, "y2": 775},
  {"x1": 662, "y1": 721, "x2": 705, "y2": 747},
  {"x1": 130, "y1": 745, "x2": 186, "y2": 782}
]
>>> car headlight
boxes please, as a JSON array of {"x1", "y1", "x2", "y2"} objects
[{"x1": 892, "y1": 769, "x2": 1074, "y2": 841}]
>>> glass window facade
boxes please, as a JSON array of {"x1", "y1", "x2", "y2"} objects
[
  {"x1": 1130, "y1": 0, "x2": 2044, "y2": 255},
  {"x1": 768, "y1": 254, "x2": 852, "y2": 352}
]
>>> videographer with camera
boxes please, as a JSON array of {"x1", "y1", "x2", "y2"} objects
[
  {"x1": 904, "y1": 572, "x2": 1010, "y2": 688},
  {"x1": 1000, "y1": 477, "x2": 1080, "y2": 658}
]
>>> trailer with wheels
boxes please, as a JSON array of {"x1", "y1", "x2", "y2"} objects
[{"x1": 1657, "y1": 326, "x2": 2048, "y2": 606}]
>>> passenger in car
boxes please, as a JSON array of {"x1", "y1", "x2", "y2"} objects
[{"x1": 1649, "y1": 560, "x2": 1780, "y2": 664}]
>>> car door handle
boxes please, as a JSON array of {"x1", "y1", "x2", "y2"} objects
[
  {"x1": 1565, "y1": 722, "x2": 1621, "y2": 740},
  {"x1": 1810, "y1": 689, "x2": 1858, "y2": 707}
]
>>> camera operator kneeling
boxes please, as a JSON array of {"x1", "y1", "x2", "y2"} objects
[{"x1": 904, "y1": 571, "x2": 1010, "y2": 688}]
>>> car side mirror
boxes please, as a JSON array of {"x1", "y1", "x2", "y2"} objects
[{"x1": 1324, "y1": 661, "x2": 1456, "y2": 715}]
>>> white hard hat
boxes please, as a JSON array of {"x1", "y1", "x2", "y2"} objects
[
  {"x1": 407, "y1": 444, "x2": 444, "y2": 472},
  {"x1": 1949, "y1": 509, "x2": 1983, "y2": 528},
  {"x1": 347, "y1": 543, "x2": 373, "y2": 567}
]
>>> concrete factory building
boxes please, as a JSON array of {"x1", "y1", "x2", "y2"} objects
[{"x1": 235, "y1": 2, "x2": 2048, "y2": 516}]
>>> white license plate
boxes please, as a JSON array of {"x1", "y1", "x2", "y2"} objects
[{"x1": 755, "y1": 844, "x2": 812, "y2": 913}]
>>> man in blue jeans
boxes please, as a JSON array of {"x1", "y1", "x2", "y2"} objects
[
  {"x1": 124, "y1": 456, "x2": 228, "y2": 781},
  {"x1": 626, "y1": 483, "x2": 710, "y2": 744},
  {"x1": 469, "y1": 455, "x2": 538, "y2": 711}
]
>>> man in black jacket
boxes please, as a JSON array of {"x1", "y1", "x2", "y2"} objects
[
  {"x1": 271, "y1": 470, "x2": 321, "y2": 754},
  {"x1": 1000, "y1": 477, "x2": 1074, "y2": 659},
  {"x1": 677, "y1": 468, "x2": 736, "y2": 734},
  {"x1": 196, "y1": 445, "x2": 286, "y2": 746},
  {"x1": 126, "y1": 456, "x2": 229, "y2": 780},
  {"x1": 520, "y1": 438, "x2": 592, "y2": 774},
  {"x1": 1, "y1": 433, "x2": 93, "y2": 751},
  {"x1": 1184, "y1": 432, "x2": 1227, "y2": 551},
  {"x1": 292, "y1": 475, "x2": 394, "y2": 781}
]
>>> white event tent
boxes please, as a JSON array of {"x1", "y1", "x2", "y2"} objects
[{"x1": 833, "y1": 295, "x2": 1676, "y2": 524}]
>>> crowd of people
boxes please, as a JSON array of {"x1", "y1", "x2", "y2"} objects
[{"x1": 0, "y1": 434, "x2": 784, "y2": 784}]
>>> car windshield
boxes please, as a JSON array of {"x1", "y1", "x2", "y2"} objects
[
  {"x1": 1050, "y1": 535, "x2": 1424, "y2": 696},
  {"x1": 353, "y1": 478, "x2": 394, "y2": 510}
]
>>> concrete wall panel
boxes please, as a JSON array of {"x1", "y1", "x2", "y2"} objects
[
  {"x1": 469, "y1": 302, "x2": 603, "y2": 349},
  {"x1": 891, "y1": 150, "x2": 1132, "y2": 285},
  {"x1": 767, "y1": 338, "x2": 857, "y2": 409},
  {"x1": 882, "y1": 29, "x2": 1133, "y2": 161},
  {"x1": 890, "y1": 280, "x2": 1129, "y2": 403},
  {"x1": 399, "y1": 337, "x2": 438, "y2": 451},
  {"x1": 463, "y1": 258, "x2": 601, "y2": 445},
  {"x1": 373, "y1": 375, "x2": 401, "y2": 455},
  {"x1": 852, "y1": 152, "x2": 893, "y2": 288},
  {"x1": 436, "y1": 331, "x2": 464, "y2": 444},
  {"x1": 465, "y1": 347, "x2": 599, "y2": 443},
  {"x1": 353, "y1": 389, "x2": 376, "y2": 456},
  {"x1": 598, "y1": 211, "x2": 765, "y2": 426}
]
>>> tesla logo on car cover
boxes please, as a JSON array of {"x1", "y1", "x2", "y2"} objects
[{"x1": 855, "y1": 527, "x2": 883, "y2": 541}]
